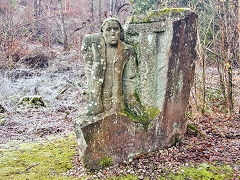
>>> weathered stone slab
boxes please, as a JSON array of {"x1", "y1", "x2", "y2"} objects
[
  {"x1": 74, "y1": 9, "x2": 198, "y2": 170},
  {"x1": 74, "y1": 113, "x2": 166, "y2": 169},
  {"x1": 124, "y1": 8, "x2": 197, "y2": 145}
]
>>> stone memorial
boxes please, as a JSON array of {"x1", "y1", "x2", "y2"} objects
[{"x1": 73, "y1": 8, "x2": 198, "y2": 170}]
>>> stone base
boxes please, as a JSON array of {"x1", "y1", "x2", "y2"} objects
[{"x1": 74, "y1": 113, "x2": 187, "y2": 170}]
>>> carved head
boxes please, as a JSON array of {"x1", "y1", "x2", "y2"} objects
[{"x1": 101, "y1": 18, "x2": 123, "y2": 46}]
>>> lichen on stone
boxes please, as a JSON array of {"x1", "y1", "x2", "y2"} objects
[
  {"x1": 122, "y1": 101, "x2": 160, "y2": 131},
  {"x1": 129, "y1": 8, "x2": 191, "y2": 24}
]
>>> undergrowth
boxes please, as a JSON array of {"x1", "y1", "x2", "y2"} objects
[{"x1": 160, "y1": 163, "x2": 234, "y2": 180}]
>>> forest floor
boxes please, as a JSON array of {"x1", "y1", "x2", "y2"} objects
[{"x1": 0, "y1": 48, "x2": 239, "y2": 179}]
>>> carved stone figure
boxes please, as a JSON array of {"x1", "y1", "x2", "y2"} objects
[
  {"x1": 74, "y1": 9, "x2": 198, "y2": 170},
  {"x1": 81, "y1": 17, "x2": 141, "y2": 116}
]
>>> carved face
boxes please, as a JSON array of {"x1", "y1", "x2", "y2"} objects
[{"x1": 102, "y1": 21, "x2": 121, "y2": 46}]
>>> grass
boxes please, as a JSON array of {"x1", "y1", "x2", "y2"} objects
[
  {"x1": 0, "y1": 135, "x2": 236, "y2": 179},
  {"x1": 160, "y1": 163, "x2": 235, "y2": 180},
  {"x1": 0, "y1": 134, "x2": 78, "y2": 179}
]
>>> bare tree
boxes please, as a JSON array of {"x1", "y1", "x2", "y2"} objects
[
  {"x1": 57, "y1": 0, "x2": 69, "y2": 51},
  {"x1": 238, "y1": 0, "x2": 240, "y2": 65},
  {"x1": 34, "y1": 0, "x2": 42, "y2": 17},
  {"x1": 110, "y1": 0, "x2": 114, "y2": 16},
  {"x1": 99, "y1": 0, "x2": 102, "y2": 22}
]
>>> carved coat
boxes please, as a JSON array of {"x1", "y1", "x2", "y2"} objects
[{"x1": 81, "y1": 33, "x2": 137, "y2": 113}]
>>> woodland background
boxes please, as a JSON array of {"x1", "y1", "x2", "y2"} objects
[
  {"x1": 0, "y1": 0, "x2": 239, "y2": 179},
  {"x1": 0, "y1": 0, "x2": 240, "y2": 115}
]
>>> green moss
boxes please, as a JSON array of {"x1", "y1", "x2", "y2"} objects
[
  {"x1": 160, "y1": 163, "x2": 235, "y2": 180},
  {"x1": 121, "y1": 91, "x2": 160, "y2": 130},
  {"x1": 147, "y1": 106, "x2": 161, "y2": 120},
  {"x1": 30, "y1": 96, "x2": 46, "y2": 107},
  {"x1": 122, "y1": 105, "x2": 160, "y2": 131},
  {"x1": 108, "y1": 174, "x2": 139, "y2": 180},
  {"x1": 98, "y1": 155, "x2": 113, "y2": 168},
  {"x1": 84, "y1": 135, "x2": 91, "y2": 143},
  {"x1": 147, "y1": 8, "x2": 184, "y2": 17},
  {"x1": 19, "y1": 96, "x2": 46, "y2": 107},
  {"x1": 0, "y1": 134, "x2": 79, "y2": 179},
  {"x1": 130, "y1": 8, "x2": 189, "y2": 23},
  {"x1": 123, "y1": 107, "x2": 149, "y2": 128}
]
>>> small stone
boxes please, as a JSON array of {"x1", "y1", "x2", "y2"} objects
[
  {"x1": 0, "y1": 107, "x2": 4, "y2": 113},
  {"x1": 0, "y1": 119, "x2": 5, "y2": 126}
]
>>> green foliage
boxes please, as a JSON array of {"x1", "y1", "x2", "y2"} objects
[
  {"x1": 0, "y1": 134, "x2": 77, "y2": 179},
  {"x1": 98, "y1": 155, "x2": 113, "y2": 168},
  {"x1": 108, "y1": 174, "x2": 139, "y2": 180},
  {"x1": 10, "y1": 0, "x2": 17, "y2": 8},
  {"x1": 132, "y1": 0, "x2": 157, "y2": 14},
  {"x1": 162, "y1": 163, "x2": 235, "y2": 180}
]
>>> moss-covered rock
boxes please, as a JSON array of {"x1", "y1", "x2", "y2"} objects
[
  {"x1": 122, "y1": 105, "x2": 160, "y2": 130},
  {"x1": 19, "y1": 95, "x2": 47, "y2": 107},
  {"x1": 128, "y1": 8, "x2": 191, "y2": 24}
]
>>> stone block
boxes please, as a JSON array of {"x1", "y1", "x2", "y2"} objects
[{"x1": 74, "y1": 9, "x2": 198, "y2": 170}]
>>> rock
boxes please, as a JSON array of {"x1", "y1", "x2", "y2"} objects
[
  {"x1": 125, "y1": 8, "x2": 197, "y2": 146},
  {"x1": 0, "y1": 119, "x2": 5, "y2": 126},
  {"x1": 19, "y1": 96, "x2": 47, "y2": 107},
  {"x1": 0, "y1": 113, "x2": 6, "y2": 126},
  {"x1": 0, "y1": 104, "x2": 5, "y2": 113},
  {"x1": 74, "y1": 9, "x2": 197, "y2": 170}
]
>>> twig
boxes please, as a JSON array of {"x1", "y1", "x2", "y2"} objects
[
  {"x1": 187, "y1": 124, "x2": 207, "y2": 139},
  {"x1": 55, "y1": 84, "x2": 72, "y2": 99}
]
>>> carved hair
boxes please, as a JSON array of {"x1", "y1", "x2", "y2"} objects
[{"x1": 100, "y1": 17, "x2": 123, "y2": 32}]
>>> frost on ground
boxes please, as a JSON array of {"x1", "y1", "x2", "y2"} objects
[{"x1": 0, "y1": 50, "x2": 86, "y2": 144}]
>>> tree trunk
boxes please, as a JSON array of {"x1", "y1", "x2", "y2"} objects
[
  {"x1": 34, "y1": 0, "x2": 42, "y2": 17},
  {"x1": 218, "y1": 0, "x2": 230, "y2": 116},
  {"x1": 110, "y1": 0, "x2": 113, "y2": 16},
  {"x1": 99, "y1": 0, "x2": 102, "y2": 23},
  {"x1": 238, "y1": 0, "x2": 240, "y2": 66},
  {"x1": 91, "y1": 0, "x2": 94, "y2": 21},
  {"x1": 34, "y1": 0, "x2": 38, "y2": 17},
  {"x1": 58, "y1": 0, "x2": 69, "y2": 51}
]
